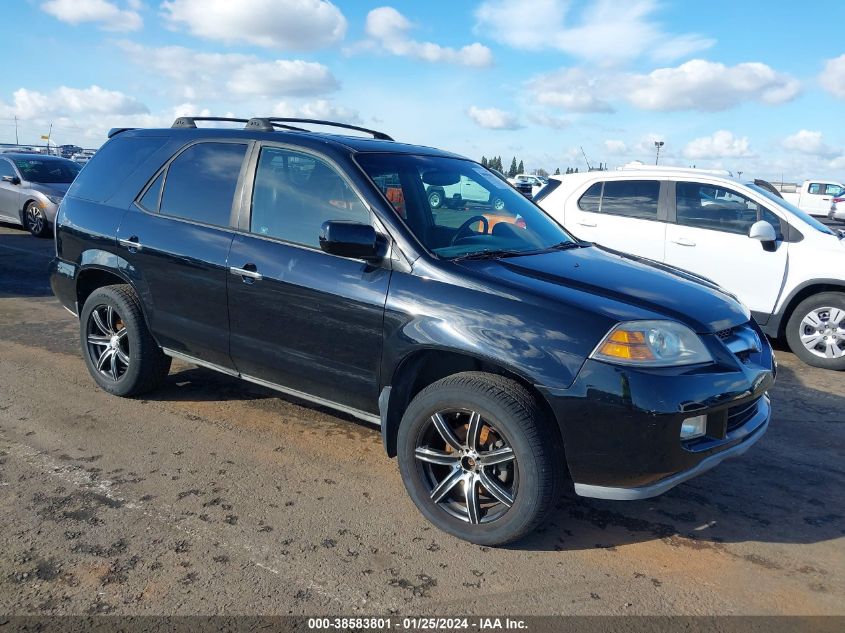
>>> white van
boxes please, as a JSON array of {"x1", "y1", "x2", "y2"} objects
[{"x1": 537, "y1": 166, "x2": 845, "y2": 370}]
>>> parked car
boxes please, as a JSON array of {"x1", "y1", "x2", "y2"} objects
[
  {"x1": 0, "y1": 153, "x2": 81, "y2": 236},
  {"x1": 509, "y1": 173, "x2": 545, "y2": 197},
  {"x1": 71, "y1": 149, "x2": 96, "y2": 164},
  {"x1": 50, "y1": 117, "x2": 773, "y2": 545},
  {"x1": 828, "y1": 196, "x2": 845, "y2": 222},
  {"x1": 774, "y1": 180, "x2": 845, "y2": 217},
  {"x1": 426, "y1": 174, "x2": 505, "y2": 210},
  {"x1": 538, "y1": 166, "x2": 845, "y2": 370}
]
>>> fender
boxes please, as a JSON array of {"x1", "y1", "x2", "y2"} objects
[{"x1": 765, "y1": 278, "x2": 845, "y2": 337}]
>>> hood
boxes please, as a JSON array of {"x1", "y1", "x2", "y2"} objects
[
  {"x1": 29, "y1": 182, "x2": 70, "y2": 198},
  {"x1": 459, "y1": 245, "x2": 749, "y2": 334}
]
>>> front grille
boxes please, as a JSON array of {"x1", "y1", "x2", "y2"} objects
[
  {"x1": 719, "y1": 324, "x2": 761, "y2": 364},
  {"x1": 715, "y1": 328, "x2": 733, "y2": 340},
  {"x1": 727, "y1": 397, "x2": 760, "y2": 431}
]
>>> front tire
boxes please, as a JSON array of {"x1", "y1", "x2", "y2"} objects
[
  {"x1": 428, "y1": 189, "x2": 443, "y2": 209},
  {"x1": 397, "y1": 372, "x2": 561, "y2": 545},
  {"x1": 79, "y1": 285, "x2": 171, "y2": 396},
  {"x1": 785, "y1": 292, "x2": 845, "y2": 370},
  {"x1": 24, "y1": 202, "x2": 49, "y2": 237}
]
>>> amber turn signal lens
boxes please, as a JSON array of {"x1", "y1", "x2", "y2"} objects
[{"x1": 597, "y1": 329, "x2": 656, "y2": 361}]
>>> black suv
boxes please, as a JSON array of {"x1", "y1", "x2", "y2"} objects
[{"x1": 50, "y1": 117, "x2": 775, "y2": 545}]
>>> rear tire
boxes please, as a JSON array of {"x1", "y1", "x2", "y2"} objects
[
  {"x1": 79, "y1": 284, "x2": 171, "y2": 396},
  {"x1": 397, "y1": 372, "x2": 561, "y2": 546},
  {"x1": 785, "y1": 292, "x2": 845, "y2": 370}
]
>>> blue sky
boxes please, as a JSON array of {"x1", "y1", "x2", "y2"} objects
[{"x1": 3, "y1": 0, "x2": 845, "y2": 181}]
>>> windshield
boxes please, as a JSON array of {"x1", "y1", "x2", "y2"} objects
[
  {"x1": 747, "y1": 183, "x2": 834, "y2": 235},
  {"x1": 356, "y1": 153, "x2": 575, "y2": 259},
  {"x1": 14, "y1": 158, "x2": 81, "y2": 184}
]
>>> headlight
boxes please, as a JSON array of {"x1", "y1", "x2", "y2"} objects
[
  {"x1": 591, "y1": 320, "x2": 713, "y2": 367},
  {"x1": 46, "y1": 194, "x2": 63, "y2": 205}
]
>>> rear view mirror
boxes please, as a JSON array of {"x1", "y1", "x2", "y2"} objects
[
  {"x1": 422, "y1": 169, "x2": 461, "y2": 187},
  {"x1": 2, "y1": 175, "x2": 20, "y2": 185},
  {"x1": 749, "y1": 220, "x2": 777, "y2": 242},
  {"x1": 319, "y1": 221, "x2": 387, "y2": 261}
]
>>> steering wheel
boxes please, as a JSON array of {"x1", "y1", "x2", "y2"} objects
[{"x1": 450, "y1": 215, "x2": 489, "y2": 246}]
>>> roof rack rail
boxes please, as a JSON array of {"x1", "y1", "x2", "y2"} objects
[
  {"x1": 171, "y1": 117, "x2": 251, "y2": 128},
  {"x1": 244, "y1": 118, "x2": 308, "y2": 133},
  {"x1": 262, "y1": 117, "x2": 393, "y2": 141}
]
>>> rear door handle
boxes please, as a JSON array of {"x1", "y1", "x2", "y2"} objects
[
  {"x1": 118, "y1": 236, "x2": 143, "y2": 252},
  {"x1": 230, "y1": 264, "x2": 263, "y2": 282},
  {"x1": 577, "y1": 221, "x2": 597, "y2": 227},
  {"x1": 671, "y1": 237, "x2": 696, "y2": 247}
]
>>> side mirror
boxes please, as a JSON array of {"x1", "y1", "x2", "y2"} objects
[
  {"x1": 2, "y1": 175, "x2": 21, "y2": 185},
  {"x1": 319, "y1": 221, "x2": 387, "y2": 261},
  {"x1": 749, "y1": 220, "x2": 777, "y2": 242}
]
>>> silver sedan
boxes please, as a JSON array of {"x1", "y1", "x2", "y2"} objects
[{"x1": 0, "y1": 153, "x2": 81, "y2": 237}]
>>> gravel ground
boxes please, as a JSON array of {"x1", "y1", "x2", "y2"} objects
[{"x1": 0, "y1": 224, "x2": 842, "y2": 616}]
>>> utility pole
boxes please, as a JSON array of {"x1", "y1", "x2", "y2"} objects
[
  {"x1": 14, "y1": 115, "x2": 19, "y2": 145},
  {"x1": 580, "y1": 146, "x2": 592, "y2": 171},
  {"x1": 654, "y1": 141, "x2": 664, "y2": 165}
]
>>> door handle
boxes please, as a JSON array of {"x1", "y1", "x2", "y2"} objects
[
  {"x1": 118, "y1": 236, "x2": 143, "y2": 252},
  {"x1": 671, "y1": 237, "x2": 696, "y2": 247},
  {"x1": 577, "y1": 221, "x2": 597, "y2": 227},
  {"x1": 229, "y1": 264, "x2": 263, "y2": 282}
]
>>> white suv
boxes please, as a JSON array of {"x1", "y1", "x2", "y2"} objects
[{"x1": 537, "y1": 166, "x2": 845, "y2": 370}]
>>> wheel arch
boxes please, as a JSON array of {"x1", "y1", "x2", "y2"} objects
[
  {"x1": 774, "y1": 280, "x2": 845, "y2": 338},
  {"x1": 19, "y1": 197, "x2": 40, "y2": 224},
  {"x1": 75, "y1": 265, "x2": 158, "y2": 345},
  {"x1": 379, "y1": 348, "x2": 563, "y2": 460}
]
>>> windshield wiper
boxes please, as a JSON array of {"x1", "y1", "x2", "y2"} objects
[
  {"x1": 452, "y1": 248, "x2": 527, "y2": 262},
  {"x1": 541, "y1": 241, "x2": 584, "y2": 252}
]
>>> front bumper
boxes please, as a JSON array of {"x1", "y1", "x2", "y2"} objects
[
  {"x1": 574, "y1": 395, "x2": 769, "y2": 500},
  {"x1": 541, "y1": 321, "x2": 775, "y2": 499}
]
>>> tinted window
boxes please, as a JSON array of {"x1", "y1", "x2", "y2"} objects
[
  {"x1": 601, "y1": 180, "x2": 660, "y2": 219},
  {"x1": 67, "y1": 136, "x2": 168, "y2": 202},
  {"x1": 825, "y1": 184, "x2": 844, "y2": 196},
  {"x1": 250, "y1": 147, "x2": 369, "y2": 248},
  {"x1": 676, "y1": 182, "x2": 783, "y2": 236},
  {"x1": 13, "y1": 158, "x2": 80, "y2": 183},
  {"x1": 0, "y1": 159, "x2": 15, "y2": 179},
  {"x1": 160, "y1": 142, "x2": 247, "y2": 227},
  {"x1": 578, "y1": 182, "x2": 602, "y2": 212},
  {"x1": 138, "y1": 172, "x2": 164, "y2": 212},
  {"x1": 534, "y1": 178, "x2": 561, "y2": 203}
]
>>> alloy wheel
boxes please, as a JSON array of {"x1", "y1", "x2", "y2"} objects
[
  {"x1": 25, "y1": 205, "x2": 44, "y2": 235},
  {"x1": 414, "y1": 409, "x2": 517, "y2": 524},
  {"x1": 86, "y1": 305, "x2": 130, "y2": 381},
  {"x1": 799, "y1": 306, "x2": 845, "y2": 359}
]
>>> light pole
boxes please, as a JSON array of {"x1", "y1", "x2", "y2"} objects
[{"x1": 654, "y1": 141, "x2": 664, "y2": 165}]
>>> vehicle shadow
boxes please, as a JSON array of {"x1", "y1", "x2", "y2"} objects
[
  {"x1": 514, "y1": 360, "x2": 844, "y2": 552},
  {"x1": 0, "y1": 225, "x2": 54, "y2": 298}
]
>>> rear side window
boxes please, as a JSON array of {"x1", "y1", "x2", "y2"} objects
[
  {"x1": 578, "y1": 182, "x2": 602, "y2": 212},
  {"x1": 159, "y1": 142, "x2": 247, "y2": 227},
  {"x1": 600, "y1": 180, "x2": 660, "y2": 219},
  {"x1": 67, "y1": 136, "x2": 168, "y2": 202},
  {"x1": 533, "y1": 178, "x2": 561, "y2": 203},
  {"x1": 138, "y1": 172, "x2": 163, "y2": 212}
]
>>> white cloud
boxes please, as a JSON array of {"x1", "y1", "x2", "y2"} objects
[
  {"x1": 475, "y1": 0, "x2": 713, "y2": 65},
  {"x1": 41, "y1": 0, "x2": 142, "y2": 31},
  {"x1": 682, "y1": 131, "x2": 754, "y2": 160},
  {"x1": 161, "y1": 0, "x2": 346, "y2": 50},
  {"x1": 604, "y1": 139, "x2": 627, "y2": 154},
  {"x1": 819, "y1": 55, "x2": 845, "y2": 100},
  {"x1": 624, "y1": 60, "x2": 801, "y2": 111},
  {"x1": 526, "y1": 68, "x2": 614, "y2": 112},
  {"x1": 118, "y1": 42, "x2": 339, "y2": 100},
  {"x1": 781, "y1": 130, "x2": 836, "y2": 158},
  {"x1": 1, "y1": 85, "x2": 148, "y2": 119},
  {"x1": 272, "y1": 99, "x2": 362, "y2": 124},
  {"x1": 527, "y1": 60, "x2": 800, "y2": 114},
  {"x1": 467, "y1": 106, "x2": 522, "y2": 130},
  {"x1": 527, "y1": 113, "x2": 571, "y2": 129},
  {"x1": 361, "y1": 7, "x2": 493, "y2": 67}
]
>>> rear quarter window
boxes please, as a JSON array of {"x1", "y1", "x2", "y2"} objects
[{"x1": 66, "y1": 136, "x2": 168, "y2": 203}]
